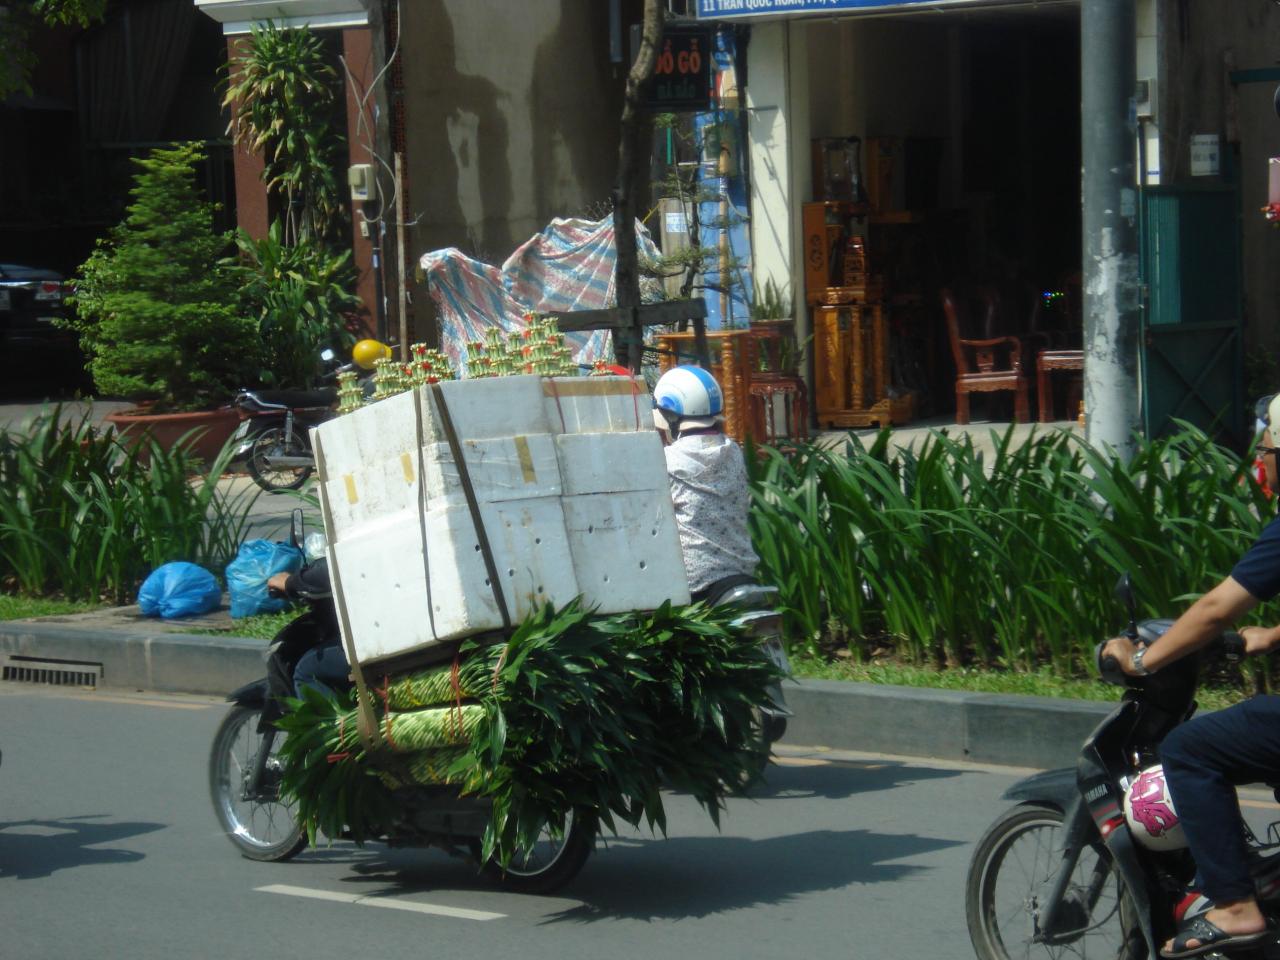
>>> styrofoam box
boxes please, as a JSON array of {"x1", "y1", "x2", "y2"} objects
[
  {"x1": 335, "y1": 496, "x2": 580, "y2": 664},
  {"x1": 542, "y1": 377, "x2": 653, "y2": 434},
  {"x1": 422, "y1": 435, "x2": 562, "y2": 505},
  {"x1": 555, "y1": 431, "x2": 669, "y2": 496},
  {"x1": 419, "y1": 375, "x2": 551, "y2": 443},
  {"x1": 561, "y1": 491, "x2": 691, "y2": 612}
]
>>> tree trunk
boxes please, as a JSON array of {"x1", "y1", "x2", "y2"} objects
[{"x1": 613, "y1": 0, "x2": 664, "y2": 372}]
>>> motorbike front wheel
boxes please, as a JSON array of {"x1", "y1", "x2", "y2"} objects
[
  {"x1": 479, "y1": 810, "x2": 595, "y2": 894},
  {"x1": 246, "y1": 425, "x2": 313, "y2": 492},
  {"x1": 966, "y1": 802, "x2": 1142, "y2": 960},
  {"x1": 209, "y1": 705, "x2": 307, "y2": 862}
]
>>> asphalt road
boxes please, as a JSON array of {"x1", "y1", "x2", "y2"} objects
[{"x1": 0, "y1": 684, "x2": 1026, "y2": 960}]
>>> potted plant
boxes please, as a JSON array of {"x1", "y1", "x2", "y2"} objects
[
  {"x1": 64, "y1": 142, "x2": 258, "y2": 460},
  {"x1": 749, "y1": 277, "x2": 805, "y2": 376}
]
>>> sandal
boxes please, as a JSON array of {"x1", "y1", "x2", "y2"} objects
[{"x1": 1160, "y1": 916, "x2": 1268, "y2": 959}]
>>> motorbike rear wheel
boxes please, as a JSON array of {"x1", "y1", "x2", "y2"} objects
[
  {"x1": 479, "y1": 810, "x2": 595, "y2": 894},
  {"x1": 966, "y1": 802, "x2": 1142, "y2": 960},
  {"x1": 246, "y1": 425, "x2": 313, "y2": 492},
  {"x1": 209, "y1": 705, "x2": 307, "y2": 862}
]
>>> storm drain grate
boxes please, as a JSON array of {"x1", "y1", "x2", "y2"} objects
[{"x1": 1, "y1": 655, "x2": 103, "y2": 688}]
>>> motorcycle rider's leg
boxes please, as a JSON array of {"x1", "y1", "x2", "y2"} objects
[
  {"x1": 293, "y1": 640, "x2": 350, "y2": 696},
  {"x1": 1158, "y1": 695, "x2": 1280, "y2": 948}
]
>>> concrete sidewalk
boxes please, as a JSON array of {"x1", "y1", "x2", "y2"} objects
[{"x1": 0, "y1": 605, "x2": 1111, "y2": 771}]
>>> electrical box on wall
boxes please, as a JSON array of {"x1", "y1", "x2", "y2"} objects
[
  {"x1": 348, "y1": 164, "x2": 375, "y2": 202},
  {"x1": 1136, "y1": 78, "x2": 1157, "y2": 121}
]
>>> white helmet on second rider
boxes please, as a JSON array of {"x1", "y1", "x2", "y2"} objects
[
  {"x1": 1123, "y1": 764, "x2": 1188, "y2": 851},
  {"x1": 652, "y1": 365, "x2": 724, "y2": 434}
]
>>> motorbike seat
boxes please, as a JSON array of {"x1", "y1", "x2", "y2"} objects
[{"x1": 243, "y1": 388, "x2": 338, "y2": 409}]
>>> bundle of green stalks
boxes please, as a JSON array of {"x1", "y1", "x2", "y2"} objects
[{"x1": 276, "y1": 599, "x2": 783, "y2": 865}]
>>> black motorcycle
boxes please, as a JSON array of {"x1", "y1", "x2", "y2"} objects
[
  {"x1": 230, "y1": 386, "x2": 337, "y2": 492},
  {"x1": 964, "y1": 574, "x2": 1280, "y2": 960}
]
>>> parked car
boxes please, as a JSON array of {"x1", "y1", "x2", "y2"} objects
[{"x1": 0, "y1": 263, "x2": 89, "y2": 396}]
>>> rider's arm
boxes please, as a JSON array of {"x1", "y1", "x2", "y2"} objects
[{"x1": 1117, "y1": 576, "x2": 1260, "y2": 675}]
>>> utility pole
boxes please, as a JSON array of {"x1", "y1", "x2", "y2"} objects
[{"x1": 1081, "y1": 0, "x2": 1141, "y2": 458}]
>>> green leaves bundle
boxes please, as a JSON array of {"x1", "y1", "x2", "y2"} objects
[{"x1": 276, "y1": 599, "x2": 783, "y2": 863}]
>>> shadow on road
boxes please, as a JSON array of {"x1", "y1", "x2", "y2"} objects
[
  {"x1": 744, "y1": 755, "x2": 964, "y2": 801},
  {"x1": 0, "y1": 814, "x2": 165, "y2": 879},
  {"x1": 546, "y1": 825, "x2": 962, "y2": 921}
]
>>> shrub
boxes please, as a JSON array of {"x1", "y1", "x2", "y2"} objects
[
  {"x1": 0, "y1": 408, "x2": 258, "y2": 604},
  {"x1": 66, "y1": 142, "x2": 259, "y2": 411},
  {"x1": 232, "y1": 221, "x2": 360, "y2": 388},
  {"x1": 749, "y1": 425, "x2": 1274, "y2": 677}
]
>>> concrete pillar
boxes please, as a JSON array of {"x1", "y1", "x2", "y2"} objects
[
  {"x1": 1081, "y1": 0, "x2": 1141, "y2": 457},
  {"x1": 226, "y1": 36, "x2": 270, "y2": 242}
]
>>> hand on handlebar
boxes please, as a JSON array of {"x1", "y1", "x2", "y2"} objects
[
  {"x1": 266, "y1": 572, "x2": 292, "y2": 599},
  {"x1": 1241, "y1": 625, "x2": 1280, "y2": 657},
  {"x1": 1100, "y1": 635, "x2": 1145, "y2": 676}
]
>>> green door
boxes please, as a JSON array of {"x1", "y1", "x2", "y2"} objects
[{"x1": 1139, "y1": 184, "x2": 1244, "y2": 445}]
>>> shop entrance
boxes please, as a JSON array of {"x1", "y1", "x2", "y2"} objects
[{"x1": 800, "y1": 4, "x2": 1083, "y2": 427}]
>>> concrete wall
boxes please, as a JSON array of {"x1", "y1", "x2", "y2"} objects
[
  {"x1": 398, "y1": 0, "x2": 630, "y2": 342},
  {"x1": 1157, "y1": 0, "x2": 1280, "y2": 362}
]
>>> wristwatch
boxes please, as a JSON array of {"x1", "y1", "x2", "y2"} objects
[{"x1": 1130, "y1": 646, "x2": 1151, "y2": 676}]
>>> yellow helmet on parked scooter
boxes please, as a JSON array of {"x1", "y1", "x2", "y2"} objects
[{"x1": 352, "y1": 339, "x2": 391, "y2": 370}]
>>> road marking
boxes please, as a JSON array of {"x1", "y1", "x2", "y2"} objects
[{"x1": 255, "y1": 884, "x2": 506, "y2": 921}]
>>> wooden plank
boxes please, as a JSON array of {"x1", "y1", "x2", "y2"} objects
[{"x1": 547, "y1": 298, "x2": 707, "y2": 333}]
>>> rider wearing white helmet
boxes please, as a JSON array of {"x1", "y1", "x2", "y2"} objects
[{"x1": 652, "y1": 365, "x2": 759, "y2": 603}]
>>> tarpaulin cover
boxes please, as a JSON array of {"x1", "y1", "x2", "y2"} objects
[{"x1": 419, "y1": 216, "x2": 660, "y2": 377}]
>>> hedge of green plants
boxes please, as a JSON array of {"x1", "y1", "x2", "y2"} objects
[
  {"x1": 0, "y1": 410, "x2": 257, "y2": 604},
  {"x1": 748, "y1": 426, "x2": 1274, "y2": 676}
]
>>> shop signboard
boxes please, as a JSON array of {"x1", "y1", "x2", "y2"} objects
[
  {"x1": 696, "y1": 0, "x2": 1014, "y2": 18},
  {"x1": 639, "y1": 25, "x2": 714, "y2": 112}
]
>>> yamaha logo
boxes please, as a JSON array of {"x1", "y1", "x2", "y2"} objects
[{"x1": 1085, "y1": 783, "x2": 1109, "y2": 803}]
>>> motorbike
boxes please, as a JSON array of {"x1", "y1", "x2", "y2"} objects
[
  {"x1": 964, "y1": 574, "x2": 1280, "y2": 960},
  {"x1": 208, "y1": 516, "x2": 790, "y2": 891}
]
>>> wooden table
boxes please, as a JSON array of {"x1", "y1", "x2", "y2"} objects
[{"x1": 1036, "y1": 349, "x2": 1084, "y2": 423}]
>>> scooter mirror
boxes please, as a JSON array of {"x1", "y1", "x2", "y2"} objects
[
  {"x1": 1114, "y1": 572, "x2": 1139, "y2": 639},
  {"x1": 289, "y1": 508, "x2": 304, "y2": 549}
]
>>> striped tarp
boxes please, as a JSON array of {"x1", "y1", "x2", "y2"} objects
[{"x1": 420, "y1": 217, "x2": 660, "y2": 377}]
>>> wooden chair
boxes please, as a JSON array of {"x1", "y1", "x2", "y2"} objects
[{"x1": 940, "y1": 287, "x2": 1030, "y2": 425}]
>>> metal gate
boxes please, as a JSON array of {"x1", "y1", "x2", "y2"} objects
[{"x1": 1139, "y1": 184, "x2": 1244, "y2": 445}]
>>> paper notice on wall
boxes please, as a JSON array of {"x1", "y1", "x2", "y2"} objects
[
  {"x1": 1190, "y1": 134, "x2": 1220, "y2": 177},
  {"x1": 665, "y1": 211, "x2": 688, "y2": 234}
]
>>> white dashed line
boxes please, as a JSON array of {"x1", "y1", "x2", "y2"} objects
[{"x1": 256, "y1": 884, "x2": 506, "y2": 921}]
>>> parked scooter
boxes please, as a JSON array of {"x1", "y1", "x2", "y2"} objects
[
  {"x1": 963, "y1": 574, "x2": 1280, "y2": 960},
  {"x1": 231, "y1": 341, "x2": 390, "y2": 492}
]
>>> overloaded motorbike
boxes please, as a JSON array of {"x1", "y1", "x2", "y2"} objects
[
  {"x1": 965, "y1": 574, "x2": 1280, "y2": 960},
  {"x1": 208, "y1": 513, "x2": 790, "y2": 893}
]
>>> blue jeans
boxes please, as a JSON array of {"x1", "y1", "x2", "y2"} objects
[
  {"x1": 1159, "y1": 695, "x2": 1280, "y2": 902},
  {"x1": 292, "y1": 640, "x2": 350, "y2": 696}
]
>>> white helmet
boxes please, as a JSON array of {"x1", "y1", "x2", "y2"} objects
[
  {"x1": 1123, "y1": 764, "x2": 1187, "y2": 851},
  {"x1": 652, "y1": 365, "x2": 723, "y2": 432}
]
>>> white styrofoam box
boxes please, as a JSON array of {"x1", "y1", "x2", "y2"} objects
[
  {"x1": 422, "y1": 434, "x2": 561, "y2": 505},
  {"x1": 555, "y1": 431, "x2": 670, "y2": 496},
  {"x1": 313, "y1": 390, "x2": 424, "y2": 538},
  {"x1": 335, "y1": 496, "x2": 580, "y2": 665},
  {"x1": 419, "y1": 375, "x2": 552, "y2": 443},
  {"x1": 561, "y1": 490, "x2": 690, "y2": 613},
  {"x1": 542, "y1": 376, "x2": 653, "y2": 434}
]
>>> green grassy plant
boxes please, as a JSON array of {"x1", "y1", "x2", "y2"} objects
[
  {"x1": 750, "y1": 425, "x2": 1274, "y2": 682},
  {"x1": 0, "y1": 408, "x2": 258, "y2": 603}
]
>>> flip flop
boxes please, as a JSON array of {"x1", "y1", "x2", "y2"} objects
[{"x1": 1160, "y1": 916, "x2": 1268, "y2": 959}]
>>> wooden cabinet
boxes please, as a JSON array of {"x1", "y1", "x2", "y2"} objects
[{"x1": 813, "y1": 304, "x2": 915, "y2": 429}]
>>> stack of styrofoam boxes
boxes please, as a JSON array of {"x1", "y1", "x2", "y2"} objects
[{"x1": 312, "y1": 375, "x2": 690, "y2": 667}]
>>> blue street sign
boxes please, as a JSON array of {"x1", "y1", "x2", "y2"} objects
[{"x1": 696, "y1": 0, "x2": 1001, "y2": 18}]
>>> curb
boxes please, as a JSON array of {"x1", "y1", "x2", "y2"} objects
[{"x1": 0, "y1": 623, "x2": 1111, "y2": 770}]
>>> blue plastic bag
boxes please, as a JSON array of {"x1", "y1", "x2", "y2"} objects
[
  {"x1": 226, "y1": 539, "x2": 304, "y2": 619},
  {"x1": 137, "y1": 562, "x2": 222, "y2": 619}
]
